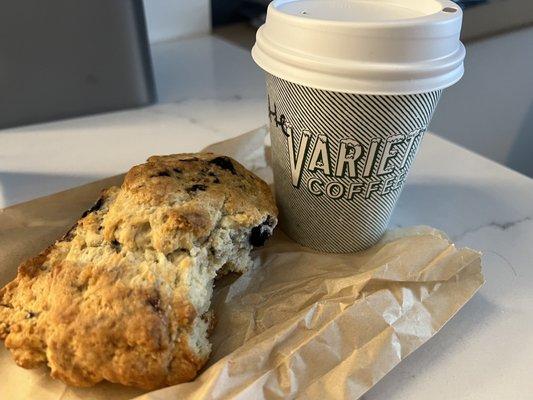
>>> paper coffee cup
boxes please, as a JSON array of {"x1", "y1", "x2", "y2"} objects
[{"x1": 252, "y1": 0, "x2": 465, "y2": 252}]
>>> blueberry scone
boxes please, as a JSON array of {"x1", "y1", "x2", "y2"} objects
[{"x1": 0, "y1": 153, "x2": 277, "y2": 389}]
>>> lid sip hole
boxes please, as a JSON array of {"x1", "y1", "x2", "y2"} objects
[
  {"x1": 442, "y1": 7, "x2": 457, "y2": 13},
  {"x1": 301, "y1": 10, "x2": 307, "y2": 15}
]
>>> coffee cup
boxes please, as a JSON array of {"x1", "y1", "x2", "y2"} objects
[{"x1": 252, "y1": 0, "x2": 465, "y2": 252}]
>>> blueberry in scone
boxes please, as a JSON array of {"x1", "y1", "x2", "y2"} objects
[{"x1": 0, "y1": 153, "x2": 277, "y2": 389}]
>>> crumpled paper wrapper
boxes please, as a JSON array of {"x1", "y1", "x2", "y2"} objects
[{"x1": 0, "y1": 127, "x2": 484, "y2": 400}]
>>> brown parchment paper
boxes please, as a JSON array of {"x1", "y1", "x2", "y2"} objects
[{"x1": 0, "y1": 127, "x2": 484, "y2": 400}]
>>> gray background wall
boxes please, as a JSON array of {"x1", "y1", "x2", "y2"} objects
[
  {"x1": 430, "y1": 26, "x2": 533, "y2": 177},
  {"x1": 143, "y1": 0, "x2": 211, "y2": 43}
]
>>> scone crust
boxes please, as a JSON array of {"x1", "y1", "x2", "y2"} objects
[{"x1": 0, "y1": 153, "x2": 277, "y2": 389}]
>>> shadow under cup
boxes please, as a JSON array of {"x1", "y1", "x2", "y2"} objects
[{"x1": 266, "y1": 74, "x2": 442, "y2": 253}]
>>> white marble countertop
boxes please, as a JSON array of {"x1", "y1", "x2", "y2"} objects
[{"x1": 1, "y1": 35, "x2": 532, "y2": 399}]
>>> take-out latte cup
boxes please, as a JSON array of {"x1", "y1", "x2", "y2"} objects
[{"x1": 252, "y1": 0, "x2": 466, "y2": 252}]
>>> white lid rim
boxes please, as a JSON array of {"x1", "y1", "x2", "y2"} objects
[
  {"x1": 252, "y1": 45, "x2": 464, "y2": 95},
  {"x1": 255, "y1": 29, "x2": 465, "y2": 78},
  {"x1": 252, "y1": 44, "x2": 465, "y2": 94}
]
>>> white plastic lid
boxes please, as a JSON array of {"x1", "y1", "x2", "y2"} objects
[{"x1": 252, "y1": 0, "x2": 466, "y2": 95}]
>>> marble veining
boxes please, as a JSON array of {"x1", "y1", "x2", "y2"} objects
[{"x1": 453, "y1": 215, "x2": 533, "y2": 241}]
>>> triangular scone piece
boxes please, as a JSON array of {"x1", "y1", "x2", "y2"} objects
[{"x1": 0, "y1": 153, "x2": 277, "y2": 389}]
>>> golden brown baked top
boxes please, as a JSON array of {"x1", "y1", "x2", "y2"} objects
[{"x1": 0, "y1": 153, "x2": 277, "y2": 389}]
